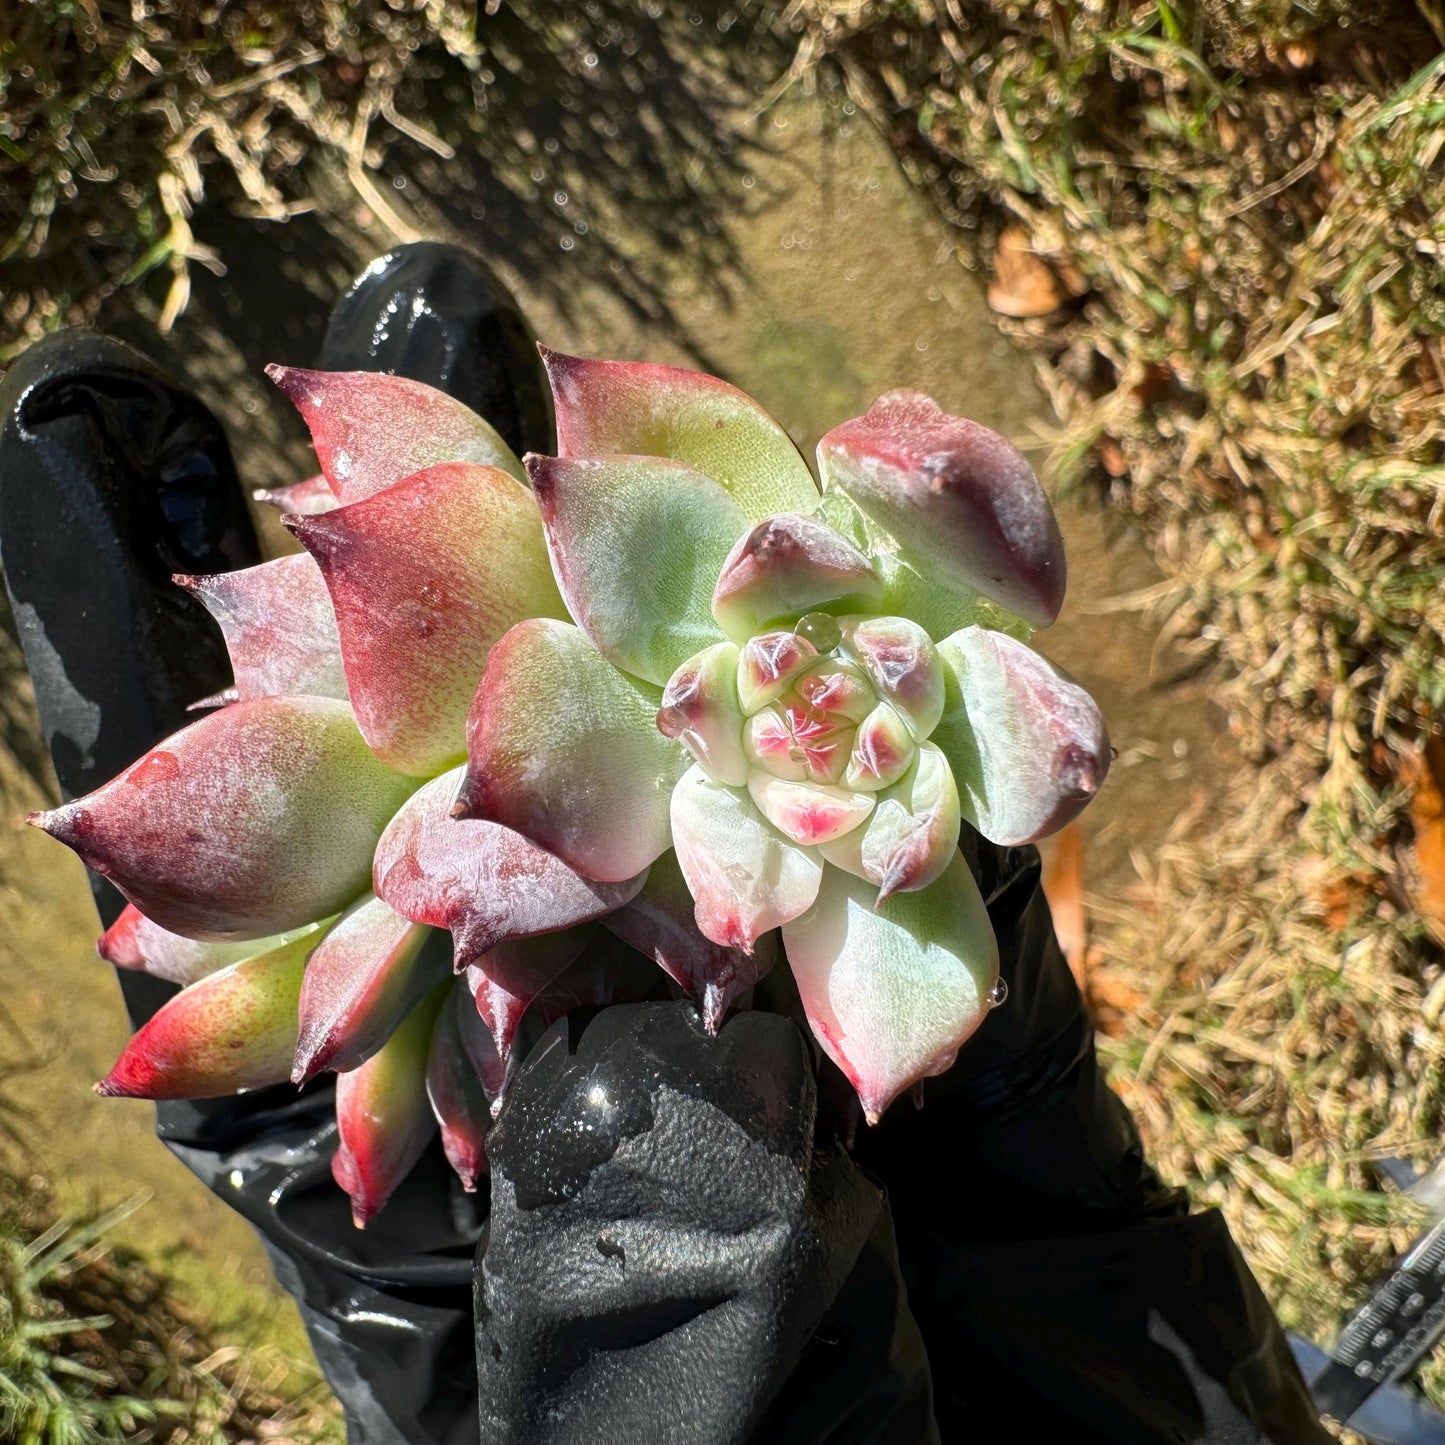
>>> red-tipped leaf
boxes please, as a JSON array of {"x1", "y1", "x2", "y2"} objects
[
  {"x1": 30, "y1": 697, "x2": 416, "y2": 939},
  {"x1": 267, "y1": 365, "x2": 524, "y2": 502},
  {"x1": 426, "y1": 991, "x2": 491, "y2": 1191},
  {"x1": 373, "y1": 767, "x2": 646, "y2": 971},
  {"x1": 293, "y1": 893, "x2": 446, "y2": 1082},
  {"x1": 96, "y1": 932, "x2": 320, "y2": 1099},
  {"x1": 541, "y1": 349, "x2": 818, "y2": 521},
  {"x1": 332, "y1": 983, "x2": 448, "y2": 1227},
  {"x1": 601, "y1": 849, "x2": 776, "y2": 1031},
  {"x1": 286, "y1": 462, "x2": 566, "y2": 777},
  {"x1": 175, "y1": 553, "x2": 346, "y2": 704},
  {"x1": 933, "y1": 626, "x2": 1109, "y2": 846},
  {"x1": 818, "y1": 391, "x2": 1065, "y2": 627}
]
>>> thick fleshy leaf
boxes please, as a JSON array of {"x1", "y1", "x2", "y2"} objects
[
  {"x1": 744, "y1": 705, "x2": 842, "y2": 785},
  {"x1": 934, "y1": 626, "x2": 1110, "y2": 845},
  {"x1": 820, "y1": 743, "x2": 961, "y2": 900},
  {"x1": 541, "y1": 348, "x2": 818, "y2": 521},
  {"x1": 711, "y1": 513, "x2": 882, "y2": 643},
  {"x1": 747, "y1": 771, "x2": 875, "y2": 847},
  {"x1": 656, "y1": 642, "x2": 748, "y2": 787},
  {"x1": 602, "y1": 849, "x2": 777, "y2": 1031},
  {"x1": 462, "y1": 926, "x2": 596, "y2": 1065},
  {"x1": 287, "y1": 463, "x2": 565, "y2": 777},
  {"x1": 736, "y1": 631, "x2": 819, "y2": 715},
  {"x1": 374, "y1": 768, "x2": 644, "y2": 970},
  {"x1": 810, "y1": 488, "x2": 1027, "y2": 643},
  {"x1": 426, "y1": 994, "x2": 491, "y2": 1191},
  {"x1": 175, "y1": 553, "x2": 346, "y2": 705},
  {"x1": 253, "y1": 474, "x2": 337, "y2": 515},
  {"x1": 818, "y1": 391, "x2": 1065, "y2": 627},
  {"x1": 98, "y1": 905, "x2": 326, "y2": 988},
  {"x1": 96, "y1": 932, "x2": 319, "y2": 1099},
  {"x1": 454, "y1": 980, "x2": 511, "y2": 1102},
  {"x1": 268, "y1": 365, "x2": 524, "y2": 502},
  {"x1": 332, "y1": 983, "x2": 447, "y2": 1228},
  {"x1": 782, "y1": 851, "x2": 998, "y2": 1124},
  {"x1": 30, "y1": 697, "x2": 416, "y2": 940},
  {"x1": 845, "y1": 703, "x2": 916, "y2": 792},
  {"x1": 843, "y1": 616, "x2": 944, "y2": 740},
  {"x1": 670, "y1": 765, "x2": 822, "y2": 951},
  {"x1": 456, "y1": 620, "x2": 678, "y2": 883},
  {"x1": 293, "y1": 894, "x2": 447, "y2": 1082},
  {"x1": 527, "y1": 454, "x2": 745, "y2": 685}
]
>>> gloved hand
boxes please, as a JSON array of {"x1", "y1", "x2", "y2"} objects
[{"x1": 0, "y1": 243, "x2": 1328, "y2": 1445}]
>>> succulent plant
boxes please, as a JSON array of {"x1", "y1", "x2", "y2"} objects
[{"x1": 30, "y1": 351, "x2": 1109, "y2": 1224}]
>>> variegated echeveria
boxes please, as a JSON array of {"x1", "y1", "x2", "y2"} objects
[{"x1": 30, "y1": 351, "x2": 1109, "y2": 1228}]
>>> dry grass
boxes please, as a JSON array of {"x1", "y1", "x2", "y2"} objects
[
  {"x1": 0, "y1": 1168, "x2": 340, "y2": 1444},
  {"x1": 0, "y1": 1, "x2": 787, "y2": 360},
  {"x1": 790, "y1": 0, "x2": 1445, "y2": 1409}
]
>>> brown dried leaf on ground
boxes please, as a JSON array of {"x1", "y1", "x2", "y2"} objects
[
  {"x1": 1040, "y1": 821, "x2": 1088, "y2": 969},
  {"x1": 1398, "y1": 732, "x2": 1445, "y2": 946},
  {"x1": 986, "y1": 225, "x2": 1072, "y2": 317},
  {"x1": 1039, "y1": 821, "x2": 1141, "y2": 1033}
]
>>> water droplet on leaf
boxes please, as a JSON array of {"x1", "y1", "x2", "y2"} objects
[{"x1": 794, "y1": 612, "x2": 841, "y2": 653}]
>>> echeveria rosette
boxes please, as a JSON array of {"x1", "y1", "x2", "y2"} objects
[
  {"x1": 459, "y1": 352, "x2": 1110, "y2": 1123},
  {"x1": 28, "y1": 365, "x2": 650, "y2": 1226}
]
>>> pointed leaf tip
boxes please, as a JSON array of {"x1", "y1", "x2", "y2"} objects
[
  {"x1": 427, "y1": 994, "x2": 491, "y2": 1191},
  {"x1": 268, "y1": 364, "x2": 524, "y2": 502},
  {"x1": 601, "y1": 849, "x2": 776, "y2": 1023},
  {"x1": 254, "y1": 474, "x2": 337, "y2": 515},
  {"x1": 30, "y1": 698, "x2": 414, "y2": 938}
]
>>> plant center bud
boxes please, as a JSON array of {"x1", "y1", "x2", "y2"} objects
[{"x1": 658, "y1": 613, "x2": 946, "y2": 839}]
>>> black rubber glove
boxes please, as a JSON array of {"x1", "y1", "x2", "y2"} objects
[
  {"x1": 477, "y1": 842, "x2": 1328, "y2": 1443},
  {"x1": 478, "y1": 1002, "x2": 939, "y2": 1445},
  {"x1": 0, "y1": 242, "x2": 551, "y2": 1444},
  {"x1": 849, "y1": 835, "x2": 1332, "y2": 1442}
]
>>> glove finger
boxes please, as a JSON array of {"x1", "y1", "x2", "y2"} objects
[{"x1": 0, "y1": 330, "x2": 260, "y2": 810}]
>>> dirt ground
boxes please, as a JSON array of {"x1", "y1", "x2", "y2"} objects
[{"x1": 0, "y1": 97, "x2": 1230, "y2": 1367}]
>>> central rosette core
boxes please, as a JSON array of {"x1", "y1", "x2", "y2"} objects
[{"x1": 657, "y1": 609, "x2": 947, "y2": 851}]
